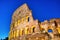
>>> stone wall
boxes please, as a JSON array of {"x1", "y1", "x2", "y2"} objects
[{"x1": 8, "y1": 3, "x2": 60, "y2": 40}]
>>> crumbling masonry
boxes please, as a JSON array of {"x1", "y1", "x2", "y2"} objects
[{"x1": 9, "y1": 4, "x2": 60, "y2": 40}]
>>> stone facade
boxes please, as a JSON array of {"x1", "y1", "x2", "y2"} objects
[{"x1": 9, "y1": 3, "x2": 60, "y2": 40}]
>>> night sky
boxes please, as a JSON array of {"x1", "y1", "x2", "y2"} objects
[{"x1": 0, "y1": 0, "x2": 60, "y2": 39}]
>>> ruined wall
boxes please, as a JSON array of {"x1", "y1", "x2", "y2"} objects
[
  {"x1": 9, "y1": 4, "x2": 40, "y2": 40},
  {"x1": 9, "y1": 3, "x2": 60, "y2": 40}
]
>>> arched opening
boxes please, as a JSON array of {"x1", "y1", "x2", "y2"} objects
[
  {"x1": 27, "y1": 28, "x2": 30, "y2": 34},
  {"x1": 28, "y1": 17, "x2": 30, "y2": 22},
  {"x1": 54, "y1": 21, "x2": 57, "y2": 27},
  {"x1": 33, "y1": 27, "x2": 35, "y2": 33},
  {"x1": 22, "y1": 30, "x2": 24, "y2": 35},
  {"x1": 48, "y1": 29, "x2": 53, "y2": 33},
  {"x1": 26, "y1": 16, "x2": 30, "y2": 22}
]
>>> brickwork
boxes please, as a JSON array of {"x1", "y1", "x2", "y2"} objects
[{"x1": 9, "y1": 3, "x2": 60, "y2": 40}]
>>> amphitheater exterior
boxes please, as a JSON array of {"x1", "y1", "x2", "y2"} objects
[{"x1": 8, "y1": 3, "x2": 60, "y2": 40}]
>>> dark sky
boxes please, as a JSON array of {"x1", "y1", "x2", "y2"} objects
[{"x1": 0, "y1": 0, "x2": 60, "y2": 39}]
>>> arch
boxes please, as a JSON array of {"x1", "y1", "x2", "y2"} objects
[
  {"x1": 31, "y1": 25, "x2": 35, "y2": 33},
  {"x1": 22, "y1": 29, "x2": 24, "y2": 35},
  {"x1": 28, "y1": 17, "x2": 30, "y2": 22},
  {"x1": 27, "y1": 28, "x2": 30, "y2": 34},
  {"x1": 33, "y1": 27, "x2": 35, "y2": 32}
]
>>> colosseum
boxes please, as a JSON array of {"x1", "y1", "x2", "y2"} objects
[{"x1": 8, "y1": 3, "x2": 60, "y2": 40}]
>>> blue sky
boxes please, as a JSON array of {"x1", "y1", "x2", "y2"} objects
[{"x1": 0, "y1": 0, "x2": 60, "y2": 39}]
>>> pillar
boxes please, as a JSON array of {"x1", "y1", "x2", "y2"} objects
[
  {"x1": 25, "y1": 27, "x2": 28, "y2": 34},
  {"x1": 17, "y1": 20, "x2": 20, "y2": 26},
  {"x1": 14, "y1": 31, "x2": 15, "y2": 38},
  {"x1": 26, "y1": 16, "x2": 29, "y2": 22},
  {"x1": 22, "y1": 18, "x2": 24, "y2": 22},
  {"x1": 16, "y1": 29, "x2": 19, "y2": 37},
  {"x1": 14, "y1": 21, "x2": 17, "y2": 27},
  {"x1": 19, "y1": 29, "x2": 23, "y2": 36},
  {"x1": 11, "y1": 31, "x2": 14, "y2": 39},
  {"x1": 57, "y1": 27, "x2": 60, "y2": 34}
]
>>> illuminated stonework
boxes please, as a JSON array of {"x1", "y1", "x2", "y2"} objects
[{"x1": 9, "y1": 3, "x2": 60, "y2": 40}]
